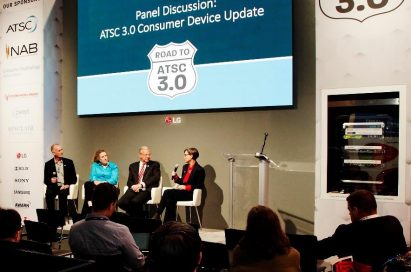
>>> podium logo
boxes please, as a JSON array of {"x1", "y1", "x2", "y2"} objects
[
  {"x1": 6, "y1": 42, "x2": 38, "y2": 58},
  {"x1": 6, "y1": 15, "x2": 38, "y2": 34}
]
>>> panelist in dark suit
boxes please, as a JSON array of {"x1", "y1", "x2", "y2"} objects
[
  {"x1": 44, "y1": 144, "x2": 77, "y2": 217},
  {"x1": 152, "y1": 147, "x2": 205, "y2": 223},
  {"x1": 317, "y1": 189, "x2": 407, "y2": 271},
  {"x1": 118, "y1": 146, "x2": 161, "y2": 217}
]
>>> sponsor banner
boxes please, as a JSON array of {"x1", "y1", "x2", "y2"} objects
[{"x1": 0, "y1": 0, "x2": 44, "y2": 220}]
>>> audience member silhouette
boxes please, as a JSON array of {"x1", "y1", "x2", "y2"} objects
[
  {"x1": 230, "y1": 205, "x2": 300, "y2": 272},
  {"x1": 0, "y1": 208, "x2": 23, "y2": 256},
  {"x1": 317, "y1": 189, "x2": 407, "y2": 271},
  {"x1": 69, "y1": 183, "x2": 144, "y2": 271},
  {"x1": 147, "y1": 221, "x2": 202, "y2": 272}
]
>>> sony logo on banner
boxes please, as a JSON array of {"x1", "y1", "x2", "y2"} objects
[
  {"x1": 6, "y1": 15, "x2": 38, "y2": 34},
  {"x1": 15, "y1": 178, "x2": 29, "y2": 183},
  {"x1": 6, "y1": 42, "x2": 38, "y2": 58}
]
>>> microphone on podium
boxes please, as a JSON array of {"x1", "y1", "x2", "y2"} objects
[
  {"x1": 255, "y1": 132, "x2": 269, "y2": 160},
  {"x1": 172, "y1": 164, "x2": 179, "y2": 180}
]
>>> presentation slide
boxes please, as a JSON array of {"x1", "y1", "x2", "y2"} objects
[{"x1": 77, "y1": 0, "x2": 293, "y2": 115}]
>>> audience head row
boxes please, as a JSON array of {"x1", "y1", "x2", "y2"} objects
[{"x1": 0, "y1": 208, "x2": 22, "y2": 243}]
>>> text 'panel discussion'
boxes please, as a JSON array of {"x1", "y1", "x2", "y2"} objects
[{"x1": 1, "y1": 0, "x2": 411, "y2": 271}]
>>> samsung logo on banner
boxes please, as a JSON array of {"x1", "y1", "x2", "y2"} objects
[
  {"x1": 6, "y1": 42, "x2": 38, "y2": 58},
  {"x1": 6, "y1": 15, "x2": 38, "y2": 34},
  {"x1": 14, "y1": 190, "x2": 30, "y2": 195}
]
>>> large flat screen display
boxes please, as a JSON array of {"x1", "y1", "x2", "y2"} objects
[{"x1": 77, "y1": 0, "x2": 293, "y2": 115}]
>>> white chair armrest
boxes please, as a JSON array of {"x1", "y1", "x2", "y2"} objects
[
  {"x1": 81, "y1": 184, "x2": 85, "y2": 200},
  {"x1": 150, "y1": 187, "x2": 162, "y2": 204},
  {"x1": 192, "y1": 189, "x2": 202, "y2": 206},
  {"x1": 68, "y1": 183, "x2": 79, "y2": 200}
]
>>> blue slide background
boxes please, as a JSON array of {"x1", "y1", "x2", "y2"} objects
[{"x1": 77, "y1": 0, "x2": 293, "y2": 115}]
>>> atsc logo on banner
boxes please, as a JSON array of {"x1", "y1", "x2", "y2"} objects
[
  {"x1": 6, "y1": 15, "x2": 38, "y2": 34},
  {"x1": 148, "y1": 41, "x2": 197, "y2": 99}
]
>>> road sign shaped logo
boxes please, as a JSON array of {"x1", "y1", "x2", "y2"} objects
[
  {"x1": 319, "y1": 0, "x2": 404, "y2": 22},
  {"x1": 148, "y1": 41, "x2": 197, "y2": 99}
]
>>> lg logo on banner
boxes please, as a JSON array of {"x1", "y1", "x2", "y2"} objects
[
  {"x1": 319, "y1": 0, "x2": 404, "y2": 22},
  {"x1": 16, "y1": 152, "x2": 28, "y2": 159},
  {"x1": 6, "y1": 15, "x2": 38, "y2": 34}
]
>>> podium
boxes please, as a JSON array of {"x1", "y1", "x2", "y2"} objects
[
  {"x1": 225, "y1": 153, "x2": 314, "y2": 229},
  {"x1": 225, "y1": 153, "x2": 281, "y2": 229}
]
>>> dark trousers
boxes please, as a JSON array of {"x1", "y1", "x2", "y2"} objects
[
  {"x1": 45, "y1": 185, "x2": 69, "y2": 216},
  {"x1": 81, "y1": 182, "x2": 96, "y2": 215},
  {"x1": 118, "y1": 189, "x2": 150, "y2": 217},
  {"x1": 157, "y1": 189, "x2": 193, "y2": 222}
]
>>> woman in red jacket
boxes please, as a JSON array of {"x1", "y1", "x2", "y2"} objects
[{"x1": 152, "y1": 147, "x2": 205, "y2": 223}]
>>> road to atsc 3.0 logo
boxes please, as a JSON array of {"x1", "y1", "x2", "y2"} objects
[
  {"x1": 319, "y1": 0, "x2": 404, "y2": 22},
  {"x1": 148, "y1": 41, "x2": 197, "y2": 99}
]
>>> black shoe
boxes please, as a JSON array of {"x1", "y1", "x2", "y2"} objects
[{"x1": 151, "y1": 212, "x2": 161, "y2": 220}]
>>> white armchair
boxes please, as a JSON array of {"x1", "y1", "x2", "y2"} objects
[
  {"x1": 43, "y1": 174, "x2": 79, "y2": 212},
  {"x1": 123, "y1": 177, "x2": 163, "y2": 208},
  {"x1": 162, "y1": 187, "x2": 203, "y2": 228}
]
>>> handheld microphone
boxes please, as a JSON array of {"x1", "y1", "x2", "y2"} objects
[{"x1": 172, "y1": 164, "x2": 179, "y2": 180}]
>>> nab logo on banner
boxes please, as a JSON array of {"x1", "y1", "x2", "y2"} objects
[
  {"x1": 148, "y1": 41, "x2": 197, "y2": 99},
  {"x1": 6, "y1": 15, "x2": 38, "y2": 34},
  {"x1": 319, "y1": 0, "x2": 404, "y2": 22},
  {"x1": 6, "y1": 42, "x2": 38, "y2": 58}
]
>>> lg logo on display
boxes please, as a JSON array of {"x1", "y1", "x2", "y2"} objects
[{"x1": 6, "y1": 15, "x2": 38, "y2": 34}]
